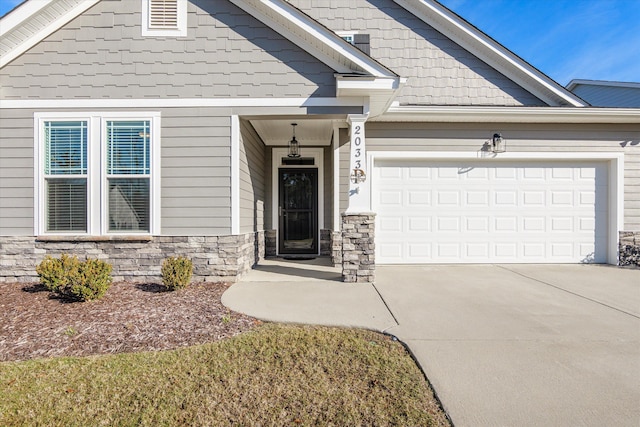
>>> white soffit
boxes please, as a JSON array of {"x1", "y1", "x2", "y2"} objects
[
  {"x1": 250, "y1": 119, "x2": 334, "y2": 146},
  {"x1": 394, "y1": 0, "x2": 587, "y2": 107},
  {"x1": 0, "y1": 0, "x2": 100, "y2": 68}
]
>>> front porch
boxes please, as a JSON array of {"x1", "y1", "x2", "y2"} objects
[{"x1": 242, "y1": 114, "x2": 376, "y2": 282}]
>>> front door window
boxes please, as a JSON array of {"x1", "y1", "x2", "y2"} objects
[{"x1": 279, "y1": 168, "x2": 318, "y2": 254}]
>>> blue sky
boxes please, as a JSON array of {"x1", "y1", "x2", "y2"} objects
[{"x1": 1, "y1": 0, "x2": 638, "y2": 86}]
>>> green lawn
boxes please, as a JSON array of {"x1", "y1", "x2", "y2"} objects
[{"x1": 1, "y1": 324, "x2": 450, "y2": 426}]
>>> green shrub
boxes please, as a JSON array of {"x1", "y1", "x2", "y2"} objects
[
  {"x1": 36, "y1": 254, "x2": 80, "y2": 293},
  {"x1": 36, "y1": 254, "x2": 112, "y2": 301},
  {"x1": 161, "y1": 256, "x2": 193, "y2": 290}
]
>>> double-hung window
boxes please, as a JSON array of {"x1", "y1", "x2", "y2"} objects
[
  {"x1": 35, "y1": 113, "x2": 160, "y2": 236},
  {"x1": 44, "y1": 121, "x2": 88, "y2": 232}
]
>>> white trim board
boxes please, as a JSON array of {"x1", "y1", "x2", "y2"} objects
[
  {"x1": 367, "y1": 151, "x2": 624, "y2": 265},
  {"x1": 0, "y1": 97, "x2": 367, "y2": 110},
  {"x1": 271, "y1": 147, "x2": 324, "y2": 256},
  {"x1": 230, "y1": 115, "x2": 241, "y2": 235},
  {"x1": 380, "y1": 105, "x2": 640, "y2": 124}
]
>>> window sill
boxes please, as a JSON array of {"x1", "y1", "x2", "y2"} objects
[{"x1": 36, "y1": 235, "x2": 153, "y2": 242}]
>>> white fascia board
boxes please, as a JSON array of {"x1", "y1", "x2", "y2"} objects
[
  {"x1": 230, "y1": 0, "x2": 396, "y2": 78},
  {"x1": 0, "y1": 97, "x2": 366, "y2": 109},
  {"x1": 336, "y1": 76, "x2": 406, "y2": 118},
  {"x1": 394, "y1": 0, "x2": 586, "y2": 107},
  {"x1": 336, "y1": 76, "x2": 403, "y2": 92},
  {"x1": 1, "y1": 0, "x2": 100, "y2": 68},
  {"x1": 380, "y1": 106, "x2": 640, "y2": 124}
]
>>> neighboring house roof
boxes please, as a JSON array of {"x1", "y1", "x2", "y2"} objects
[
  {"x1": 566, "y1": 79, "x2": 640, "y2": 108},
  {"x1": 0, "y1": 0, "x2": 587, "y2": 109}
]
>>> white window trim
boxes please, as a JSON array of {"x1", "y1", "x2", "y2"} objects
[
  {"x1": 34, "y1": 112, "x2": 161, "y2": 236},
  {"x1": 336, "y1": 31, "x2": 361, "y2": 45},
  {"x1": 141, "y1": 0, "x2": 187, "y2": 38}
]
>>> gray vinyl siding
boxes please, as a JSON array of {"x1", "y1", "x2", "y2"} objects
[
  {"x1": 0, "y1": 109, "x2": 34, "y2": 235},
  {"x1": 339, "y1": 122, "x2": 640, "y2": 230},
  {"x1": 239, "y1": 120, "x2": 266, "y2": 233},
  {"x1": 0, "y1": 107, "x2": 234, "y2": 236},
  {"x1": 161, "y1": 108, "x2": 232, "y2": 235},
  {"x1": 0, "y1": 0, "x2": 336, "y2": 100},
  {"x1": 290, "y1": 0, "x2": 544, "y2": 106}
]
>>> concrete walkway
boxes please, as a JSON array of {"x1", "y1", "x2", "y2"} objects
[
  {"x1": 222, "y1": 260, "x2": 640, "y2": 427},
  {"x1": 222, "y1": 258, "x2": 397, "y2": 331}
]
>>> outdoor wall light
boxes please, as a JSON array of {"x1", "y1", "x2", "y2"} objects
[
  {"x1": 350, "y1": 168, "x2": 366, "y2": 184},
  {"x1": 288, "y1": 123, "x2": 301, "y2": 158},
  {"x1": 491, "y1": 133, "x2": 506, "y2": 153}
]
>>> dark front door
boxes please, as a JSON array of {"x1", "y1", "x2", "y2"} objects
[{"x1": 278, "y1": 168, "x2": 318, "y2": 254}]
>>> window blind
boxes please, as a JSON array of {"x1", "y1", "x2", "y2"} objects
[
  {"x1": 46, "y1": 178, "x2": 87, "y2": 232},
  {"x1": 44, "y1": 121, "x2": 87, "y2": 175},
  {"x1": 107, "y1": 121, "x2": 150, "y2": 175},
  {"x1": 44, "y1": 121, "x2": 88, "y2": 232},
  {"x1": 107, "y1": 120, "x2": 151, "y2": 232}
]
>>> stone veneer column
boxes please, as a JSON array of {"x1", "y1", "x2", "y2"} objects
[
  {"x1": 341, "y1": 213, "x2": 375, "y2": 283},
  {"x1": 619, "y1": 231, "x2": 640, "y2": 267}
]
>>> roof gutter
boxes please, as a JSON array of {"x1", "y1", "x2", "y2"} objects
[{"x1": 378, "y1": 105, "x2": 640, "y2": 123}]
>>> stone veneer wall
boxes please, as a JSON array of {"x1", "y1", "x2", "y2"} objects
[
  {"x1": 341, "y1": 213, "x2": 375, "y2": 283},
  {"x1": 265, "y1": 230, "x2": 277, "y2": 257},
  {"x1": 619, "y1": 231, "x2": 640, "y2": 267},
  {"x1": 0, "y1": 232, "x2": 265, "y2": 283},
  {"x1": 331, "y1": 231, "x2": 342, "y2": 267}
]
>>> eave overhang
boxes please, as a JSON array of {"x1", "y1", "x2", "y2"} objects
[
  {"x1": 336, "y1": 75, "x2": 406, "y2": 117},
  {"x1": 0, "y1": 0, "x2": 100, "y2": 68},
  {"x1": 377, "y1": 105, "x2": 640, "y2": 124}
]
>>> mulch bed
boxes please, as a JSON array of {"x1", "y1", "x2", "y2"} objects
[{"x1": 0, "y1": 281, "x2": 257, "y2": 362}]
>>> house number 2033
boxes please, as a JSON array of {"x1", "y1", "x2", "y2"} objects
[{"x1": 353, "y1": 125, "x2": 363, "y2": 169}]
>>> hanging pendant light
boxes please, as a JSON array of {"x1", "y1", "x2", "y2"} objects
[{"x1": 288, "y1": 123, "x2": 301, "y2": 158}]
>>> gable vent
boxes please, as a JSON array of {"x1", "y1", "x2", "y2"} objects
[{"x1": 148, "y1": 0, "x2": 179, "y2": 28}]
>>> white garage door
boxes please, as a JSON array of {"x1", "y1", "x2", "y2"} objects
[{"x1": 373, "y1": 160, "x2": 609, "y2": 264}]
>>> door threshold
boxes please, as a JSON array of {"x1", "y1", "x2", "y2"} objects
[{"x1": 282, "y1": 255, "x2": 317, "y2": 261}]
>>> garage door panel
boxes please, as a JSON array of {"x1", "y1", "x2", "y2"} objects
[{"x1": 373, "y1": 161, "x2": 608, "y2": 264}]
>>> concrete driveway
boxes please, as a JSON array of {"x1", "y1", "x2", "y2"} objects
[
  {"x1": 377, "y1": 264, "x2": 640, "y2": 427},
  {"x1": 223, "y1": 261, "x2": 640, "y2": 426}
]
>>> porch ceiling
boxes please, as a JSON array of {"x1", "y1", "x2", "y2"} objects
[{"x1": 250, "y1": 119, "x2": 335, "y2": 146}]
